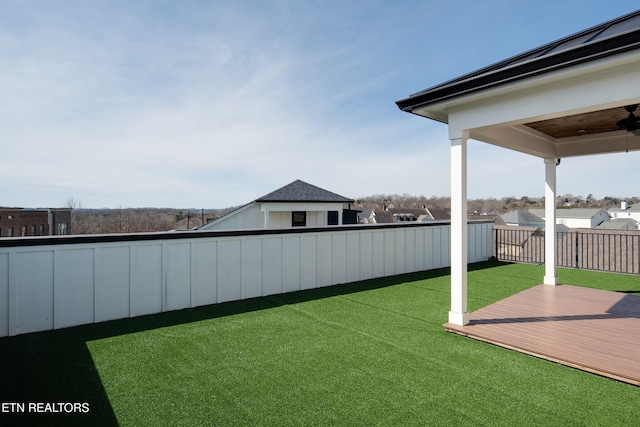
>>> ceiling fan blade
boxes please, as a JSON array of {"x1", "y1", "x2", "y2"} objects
[{"x1": 617, "y1": 106, "x2": 640, "y2": 131}]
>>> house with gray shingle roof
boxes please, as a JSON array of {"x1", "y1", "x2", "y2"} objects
[
  {"x1": 198, "y1": 180, "x2": 355, "y2": 230},
  {"x1": 597, "y1": 218, "x2": 639, "y2": 231},
  {"x1": 608, "y1": 201, "x2": 640, "y2": 226},
  {"x1": 363, "y1": 205, "x2": 450, "y2": 224},
  {"x1": 500, "y1": 210, "x2": 545, "y2": 228},
  {"x1": 529, "y1": 208, "x2": 610, "y2": 229}
]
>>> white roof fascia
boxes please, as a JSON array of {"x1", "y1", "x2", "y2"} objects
[
  {"x1": 260, "y1": 202, "x2": 345, "y2": 212},
  {"x1": 414, "y1": 49, "x2": 640, "y2": 127}
]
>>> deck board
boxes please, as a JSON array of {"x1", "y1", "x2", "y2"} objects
[{"x1": 444, "y1": 284, "x2": 640, "y2": 386}]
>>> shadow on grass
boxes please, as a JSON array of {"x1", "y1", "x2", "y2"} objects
[{"x1": 0, "y1": 260, "x2": 505, "y2": 426}]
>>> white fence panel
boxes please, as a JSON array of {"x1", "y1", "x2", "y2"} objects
[
  {"x1": 192, "y1": 241, "x2": 217, "y2": 307},
  {"x1": 332, "y1": 233, "x2": 348, "y2": 285},
  {"x1": 131, "y1": 244, "x2": 163, "y2": 317},
  {"x1": 263, "y1": 237, "x2": 283, "y2": 295},
  {"x1": 16, "y1": 251, "x2": 54, "y2": 335},
  {"x1": 301, "y1": 235, "x2": 318, "y2": 290},
  {"x1": 395, "y1": 229, "x2": 407, "y2": 276},
  {"x1": 347, "y1": 232, "x2": 361, "y2": 283},
  {"x1": 384, "y1": 230, "x2": 396, "y2": 276},
  {"x1": 405, "y1": 229, "x2": 416, "y2": 274},
  {"x1": 359, "y1": 231, "x2": 374, "y2": 282},
  {"x1": 56, "y1": 248, "x2": 95, "y2": 329},
  {"x1": 468, "y1": 222, "x2": 493, "y2": 263},
  {"x1": 96, "y1": 246, "x2": 130, "y2": 322},
  {"x1": 219, "y1": 239, "x2": 242, "y2": 303},
  {"x1": 242, "y1": 238, "x2": 264, "y2": 299},
  {"x1": 0, "y1": 222, "x2": 493, "y2": 337},
  {"x1": 372, "y1": 232, "x2": 385, "y2": 278},
  {"x1": 414, "y1": 228, "x2": 425, "y2": 272},
  {"x1": 166, "y1": 242, "x2": 191, "y2": 311},
  {"x1": 317, "y1": 234, "x2": 333, "y2": 287},
  {"x1": 437, "y1": 227, "x2": 451, "y2": 268},
  {"x1": 283, "y1": 236, "x2": 302, "y2": 293}
]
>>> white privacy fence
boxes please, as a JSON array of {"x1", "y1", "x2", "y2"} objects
[{"x1": 0, "y1": 221, "x2": 493, "y2": 337}]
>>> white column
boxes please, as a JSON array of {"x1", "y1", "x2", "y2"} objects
[
  {"x1": 262, "y1": 205, "x2": 270, "y2": 229},
  {"x1": 449, "y1": 132, "x2": 469, "y2": 326},
  {"x1": 544, "y1": 158, "x2": 558, "y2": 285}
]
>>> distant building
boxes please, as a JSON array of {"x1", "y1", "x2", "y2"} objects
[
  {"x1": 530, "y1": 208, "x2": 610, "y2": 229},
  {"x1": 0, "y1": 208, "x2": 71, "y2": 237},
  {"x1": 500, "y1": 210, "x2": 545, "y2": 228},
  {"x1": 608, "y1": 201, "x2": 640, "y2": 228},
  {"x1": 596, "y1": 218, "x2": 639, "y2": 231},
  {"x1": 468, "y1": 214, "x2": 504, "y2": 225},
  {"x1": 360, "y1": 205, "x2": 450, "y2": 224},
  {"x1": 357, "y1": 210, "x2": 376, "y2": 224},
  {"x1": 198, "y1": 180, "x2": 356, "y2": 231}
]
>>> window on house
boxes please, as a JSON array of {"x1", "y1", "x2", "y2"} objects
[
  {"x1": 292, "y1": 211, "x2": 306, "y2": 227},
  {"x1": 40, "y1": 224, "x2": 45, "y2": 236},
  {"x1": 21, "y1": 226, "x2": 26, "y2": 236},
  {"x1": 7, "y1": 227, "x2": 13, "y2": 237},
  {"x1": 327, "y1": 211, "x2": 339, "y2": 225},
  {"x1": 31, "y1": 225, "x2": 36, "y2": 236}
]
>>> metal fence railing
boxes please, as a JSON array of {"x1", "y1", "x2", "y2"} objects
[{"x1": 494, "y1": 226, "x2": 640, "y2": 275}]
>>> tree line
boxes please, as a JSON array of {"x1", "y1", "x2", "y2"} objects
[
  {"x1": 64, "y1": 194, "x2": 639, "y2": 235},
  {"x1": 65, "y1": 198, "x2": 232, "y2": 235},
  {"x1": 352, "y1": 194, "x2": 640, "y2": 214}
]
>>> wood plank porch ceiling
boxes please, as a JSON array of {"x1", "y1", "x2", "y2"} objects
[
  {"x1": 525, "y1": 105, "x2": 636, "y2": 138},
  {"x1": 444, "y1": 284, "x2": 640, "y2": 386}
]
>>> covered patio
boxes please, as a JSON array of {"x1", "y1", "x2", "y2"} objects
[{"x1": 397, "y1": 10, "x2": 640, "y2": 384}]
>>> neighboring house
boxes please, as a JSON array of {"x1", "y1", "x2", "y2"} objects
[
  {"x1": 370, "y1": 210, "x2": 394, "y2": 224},
  {"x1": 388, "y1": 208, "x2": 428, "y2": 222},
  {"x1": 198, "y1": 180, "x2": 355, "y2": 231},
  {"x1": 364, "y1": 205, "x2": 450, "y2": 224},
  {"x1": 608, "y1": 201, "x2": 640, "y2": 224},
  {"x1": 530, "y1": 208, "x2": 610, "y2": 229},
  {"x1": 421, "y1": 205, "x2": 450, "y2": 221},
  {"x1": 0, "y1": 207, "x2": 71, "y2": 237},
  {"x1": 358, "y1": 210, "x2": 375, "y2": 224},
  {"x1": 596, "y1": 218, "x2": 639, "y2": 231},
  {"x1": 500, "y1": 210, "x2": 545, "y2": 228},
  {"x1": 468, "y1": 214, "x2": 504, "y2": 225}
]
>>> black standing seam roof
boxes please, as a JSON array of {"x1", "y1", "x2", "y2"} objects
[{"x1": 396, "y1": 9, "x2": 640, "y2": 114}]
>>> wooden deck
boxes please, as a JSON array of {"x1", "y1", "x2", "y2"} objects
[{"x1": 444, "y1": 284, "x2": 640, "y2": 386}]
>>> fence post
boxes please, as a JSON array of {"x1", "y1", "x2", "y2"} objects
[{"x1": 574, "y1": 231, "x2": 579, "y2": 270}]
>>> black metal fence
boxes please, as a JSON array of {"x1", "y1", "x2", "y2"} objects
[{"x1": 494, "y1": 226, "x2": 640, "y2": 275}]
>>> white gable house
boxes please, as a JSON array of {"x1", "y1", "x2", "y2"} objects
[
  {"x1": 609, "y1": 201, "x2": 640, "y2": 225},
  {"x1": 198, "y1": 180, "x2": 355, "y2": 231},
  {"x1": 529, "y1": 208, "x2": 610, "y2": 229}
]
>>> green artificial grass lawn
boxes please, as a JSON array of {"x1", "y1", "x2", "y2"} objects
[{"x1": 2, "y1": 261, "x2": 640, "y2": 426}]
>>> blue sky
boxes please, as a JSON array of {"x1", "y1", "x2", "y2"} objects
[{"x1": 1, "y1": 1, "x2": 638, "y2": 208}]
